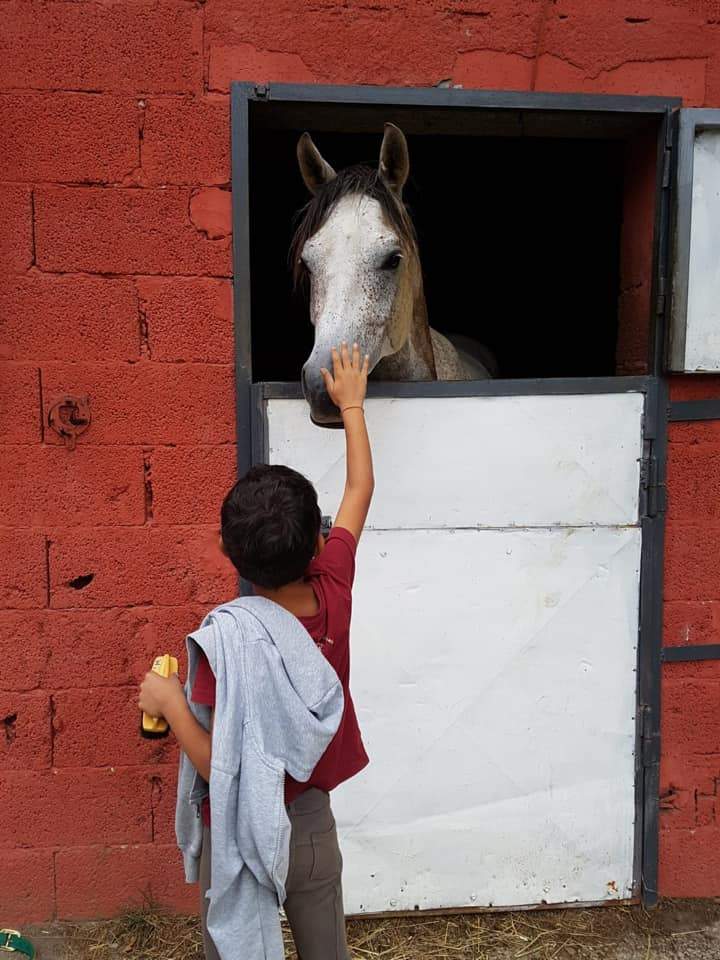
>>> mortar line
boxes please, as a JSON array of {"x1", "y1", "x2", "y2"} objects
[
  {"x1": 44, "y1": 536, "x2": 51, "y2": 607},
  {"x1": 30, "y1": 188, "x2": 36, "y2": 266},
  {"x1": 530, "y1": 0, "x2": 553, "y2": 91},
  {"x1": 49, "y1": 694, "x2": 56, "y2": 767},
  {"x1": 51, "y1": 849, "x2": 58, "y2": 921},
  {"x1": 38, "y1": 367, "x2": 45, "y2": 442}
]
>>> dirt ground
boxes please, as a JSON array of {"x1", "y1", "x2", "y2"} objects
[{"x1": 21, "y1": 899, "x2": 720, "y2": 960}]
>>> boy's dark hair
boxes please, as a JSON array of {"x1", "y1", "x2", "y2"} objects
[{"x1": 221, "y1": 465, "x2": 321, "y2": 589}]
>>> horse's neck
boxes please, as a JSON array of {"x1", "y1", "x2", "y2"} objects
[{"x1": 374, "y1": 266, "x2": 436, "y2": 381}]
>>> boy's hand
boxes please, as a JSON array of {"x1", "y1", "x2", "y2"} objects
[
  {"x1": 138, "y1": 671, "x2": 184, "y2": 720},
  {"x1": 324, "y1": 343, "x2": 374, "y2": 543},
  {"x1": 321, "y1": 342, "x2": 369, "y2": 413}
]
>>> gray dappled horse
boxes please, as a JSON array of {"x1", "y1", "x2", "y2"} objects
[{"x1": 292, "y1": 124, "x2": 495, "y2": 426}]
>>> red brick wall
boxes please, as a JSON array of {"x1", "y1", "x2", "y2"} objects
[
  {"x1": 660, "y1": 377, "x2": 720, "y2": 896},
  {"x1": 2, "y1": 0, "x2": 720, "y2": 923}
]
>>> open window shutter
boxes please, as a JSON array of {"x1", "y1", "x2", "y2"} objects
[{"x1": 669, "y1": 108, "x2": 720, "y2": 372}]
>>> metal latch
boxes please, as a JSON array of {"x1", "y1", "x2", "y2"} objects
[{"x1": 48, "y1": 395, "x2": 91, "y2": 450}]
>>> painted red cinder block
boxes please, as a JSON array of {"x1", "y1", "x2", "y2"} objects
[
  {"x1": 0, "y1": 275, "x2": 140, "y2": 362},
  {"x1": 0, "y1": 612, "x2": 45, "y2": 691},
  {"x1": 0, "y1": 94, "x2": 139, "y2": 183},
  {"x1": 204, "y1": 3, "x2": 457, "y2": 86},
  {"x1": 142, "y1": 97, "x2": 230, "y2": 186},
  {"x1": 0, "y1": 692, "x2": 52, "y2": 770},
  {"x1": 670, "y1": 419, "x2": 720, "y2": 444},
  {"x1": 1, "y1": 446, "x2": 145, "y2": 527},
  {"x1": 0, "y1": 185, "x2": 32, "y2": 275},
  {"x1": 0, "y1": 363, "x2": 41, "y2": 443},
  {"x1": 661, "y1": 752, "x2": 719, "y2": 805},
  {"x1": 136, "y1": 277, "x2": 233, "y2": 363},
  {"x1": 659, "y1": 782, "x2": 696, "y2": 831},
  {"x1": 696, "y1": 793, "x2": 716, "y2": 828},
  {"x1": 1, "y1": 768, "x2": 152, "y2": 847},
  {"x1": 0, "y1": 849, "x2": 55, "y2": 924},
  {"x1": 659, "y1": 826, "x2": 720, "y2": 897},
  {"x1": 41, "y1": 362, "x2": 235, "y2": 446},
  {"x1": 536, "y1": 55, "x2": 707, "y2": 104},
  {"x1": 150, "y1": 446, "x2": 236, "y2": 525},
  {"x1": 0, "y1": 607, "x2": 204, "y2": 692},
  {"x1": 149, "y1": 765, "x2": 180, "y2": 844},
  {"x1": 661, "y1": 658, "x2": 720, "y2": 683},
  {"x1": 188, "y1": 188, "x2": 232, "y2": 241},
  {"x1": 665, "y1": 522, "x2": 720, "y2": 602},
  {"x1": 0, "y1": 609, "x2": 149, "y2": 691},
  {"x1": 662, "y1": 673, "x2": 720, "y2": 756},
  {"x1": 539, "y1": 6, "x2": 707, "y2": 81},
  {"x1": 669, "y1": 375, "x2": 720, "y2": 400},
  {"x1": 208, "y1": 43, "x2": 316, "y2": 92},
  {"x1": 707, "y1": 54, "x2": 720, "y2": 106},
  {"x1": 0, "y1": 0, "x2": 202, "y2": 94},
  {"x1": 34, "y1": 187, "x2": 231, "y2": 276},
  {"x1": 664, "y1": 601, "x2": 720, "y2": 649},
  {"x1": 49, "y1": 526, "x2": 235, "y2": 609},
  {"x1": 52, "y1": 688, "x2": 178, "y2": 768},
  {"x1": 453, "y1": 50, "x2": 533, "y2": 91},
  {"x1": 0, "y1": 530, "x2": 47, "y2": 610},
  {"x1": 146, "y1": 604, "x2": 212, "y2": 658},
  {"x1": 55, "y1": 843, "x2": 196, "y2": 919},
  {"x1": 667, "y1": 443, "x2": 720, "y2": 523}
]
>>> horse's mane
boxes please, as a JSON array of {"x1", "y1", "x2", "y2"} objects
[{"x1": 290, "y1": 164, "x2": 418, "y2": 291}]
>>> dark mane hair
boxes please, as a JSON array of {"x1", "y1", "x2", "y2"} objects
[{"x1": 290, "y1": 164, "x2": 418, "y2": 290}]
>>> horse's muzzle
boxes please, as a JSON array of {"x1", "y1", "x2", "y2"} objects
[{"x1": 301, "y1": 365, "x2": 343, "y2": 427}]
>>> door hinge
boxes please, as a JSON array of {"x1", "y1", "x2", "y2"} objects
[
  {"x1": 661, "y1": 147, "x2": 672, "y2": 189},
  {"x1": 254, "y1": 84, "x2": 269, "y2": 99},
  {"x1": 655, "y1": 275, "x2": 666, "y2": 316},
  {"x1": 641, "y1": 439, "x2": 666, "y2": 519},
  {"x1": 640, "y1": 704, "x2": 660, "y2": 769}
]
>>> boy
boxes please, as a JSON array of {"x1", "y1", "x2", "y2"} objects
[{"x1": 138, "y1": 342, "x2": 374, "y2": 960}]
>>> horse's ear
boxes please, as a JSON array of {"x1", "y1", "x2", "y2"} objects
[
  {"x1": 379, "y1": 123, "x2": 409, "y2": 196},
  {"x1": 297, "y1": 133, "x2": 336, "y2": 195}
]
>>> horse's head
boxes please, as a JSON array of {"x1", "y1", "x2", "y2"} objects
[{"x1": 292, "y1": 124, "x2": 419, "y2": 426}]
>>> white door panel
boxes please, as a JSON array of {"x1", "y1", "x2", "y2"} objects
[
  {"x1": 265, "y1": 391, "x2": 644, "y2": 911},
  {"x1": 267, "y1": 394, "x2": 643, "y2": 529}
]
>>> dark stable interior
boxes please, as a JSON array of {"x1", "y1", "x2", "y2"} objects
[{"x1": 249, "y1": 116, "x2": 630, "y2": 383}]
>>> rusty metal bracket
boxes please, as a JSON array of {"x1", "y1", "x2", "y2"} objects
[{"x1": 47, "y1": 395, "x2": 91, "y2": 450}]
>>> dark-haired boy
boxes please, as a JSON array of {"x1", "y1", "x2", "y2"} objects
[{"x1": 138, "y1": 343, "x2": 374, "y2": 960}]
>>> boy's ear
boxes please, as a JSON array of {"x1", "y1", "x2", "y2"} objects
[{"x1": 219, "y1": 535, "x2": 229, "y2": 557}]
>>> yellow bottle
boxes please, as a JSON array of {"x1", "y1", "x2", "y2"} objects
[{"x1": 141, "y1": 654, "x2": 179, "y2": 739}]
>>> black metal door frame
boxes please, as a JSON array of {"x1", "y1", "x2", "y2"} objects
[{"x1": 231, "y1": 82, "x2": 677, "y2": 906}]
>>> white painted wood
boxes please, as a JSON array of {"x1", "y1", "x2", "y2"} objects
[
  {"x1": 684, "y1": 128, "x2": 720, "y2": 371},
  {"x1": 265, "y1": 392, "x2": 644, "y2": 911},
  {"x1": 267, "y1": 394, "x2": 643, "y2": 529},
  {"x1": 334, "y1": 528, "x2": 641, "y2": 913}
]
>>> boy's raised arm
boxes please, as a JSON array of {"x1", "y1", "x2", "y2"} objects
[{"x1": 320, "y1": 342, "x2": 375, "y2": 543}]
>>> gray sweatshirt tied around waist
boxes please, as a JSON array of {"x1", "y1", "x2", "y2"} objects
[{"x1": 175, "y1": 596, "x2": 345, "y2": 960}]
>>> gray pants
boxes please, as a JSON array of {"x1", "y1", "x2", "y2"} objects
[{"x1": 199, "y1": 788, "x2": 351, "y2": 960}]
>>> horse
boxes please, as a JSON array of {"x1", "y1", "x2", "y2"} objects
[{"x1": 291, "y1": 123, "x2": 495, "y2": 426}]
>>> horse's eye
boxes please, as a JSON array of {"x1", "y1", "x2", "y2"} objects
[{"x1": 381, "y1": 252, "x2": 403, "y2": 271}]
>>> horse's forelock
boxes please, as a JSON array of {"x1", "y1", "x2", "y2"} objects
[{"x1": 289, "y1": 164, "x2": 417, "y2": 291}]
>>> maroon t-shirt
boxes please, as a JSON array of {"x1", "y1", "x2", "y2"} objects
[{"x1": 191, "y1": 526, "x2": 369, "y2": 825}]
